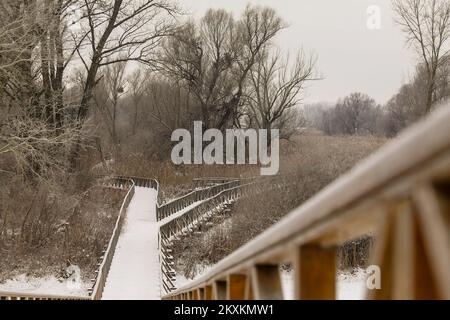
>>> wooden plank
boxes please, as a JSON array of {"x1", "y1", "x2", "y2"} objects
[
  {"x1": 213, "y1": 280, "x2": 227, "y2": 300},
  {"x1": 392, "y1": 202, "x2": 415, "y2": 300},
  {"x1": 198, "y1": 288, "x2": 205, "y2": 300},
  {"x1": 205, "y1": 285, "x2": 213, "y2": 300},
  {"x1": 369, "y1": 212, "x2": 393, "y2": 300},
  {"x1": 227, "y1": 274, "x2": 247, "y2": 300},
  {"x1": 293, "y1": 245, "x2": 336, "y2": 300},
  {"x1": 251, "y1": 265, "x2": 283, "y2": 300},
  {"x1": 413, "y1": 184, "x2": 450, "y2": 299},
  {"x1": 414, "y1": 219, "x2": 439, "y2": 300},
  {"x1": 245, "y1": 273, "x2": 254, "y2": 300}
]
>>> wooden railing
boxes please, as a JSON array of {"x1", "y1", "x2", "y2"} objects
[
  {"x1": 156, "y1": 181, "x2": 241, "y2": 221},
  {"x1": 193, "y1": 177, "x2": 256, "y2": 188},
  {"x1": 163, "y1": 105, "x2": 450, "y2": 300},
  {"x1": 160, "y1": 184, "x2": 252, "y2": 241},
  {"x1": 159, "y1": 183, "x2": 257, "y2": 293},
  {"x1": 0, "y1": 177, "x2": 138, "y2": 301},
  {"x1": 0, "y1": 292, "x2": 90, "y2": 300},
  {"x1": 90, "y1": 177, "x2": 136, "y2": 300},
  {"x1": 158, "y1": 176, "x2": 291, "y2": 294}
]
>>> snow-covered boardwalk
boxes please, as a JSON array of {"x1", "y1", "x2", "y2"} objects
[{"x1": 102, "y1": 187, "x2": 160, "y2": 300}]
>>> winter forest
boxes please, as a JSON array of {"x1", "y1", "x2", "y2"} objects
[{"x1": 0, "y1": 0, "x2": 449, "y2": 300}]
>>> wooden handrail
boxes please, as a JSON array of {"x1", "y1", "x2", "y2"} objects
[
  {"x1": 90, "y1": 177, "x2": 136, "y2": 300},
  {"x1": 157, "y1": 180, "x2": 276, "y2": 294},
  {"x1": 0, "y1": 292, "x2": 90, "y2": 300},
  {"x1": 0, "y1": 177, "x2": 138, "y2": 301},
  {"x1": 155, "y1": 180, "x2": 241, "y2": 221},
  {"x1": 163, "y1": 105, "x2": 450, "y2": 300}
]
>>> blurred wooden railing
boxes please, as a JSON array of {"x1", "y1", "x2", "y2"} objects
[{"x1": 163, "y1": 106, "x2": 450, "y2": 300}]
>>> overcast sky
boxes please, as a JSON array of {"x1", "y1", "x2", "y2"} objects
[{"x1": 181, "y1": 0, "x2": 417, "y2": 105}]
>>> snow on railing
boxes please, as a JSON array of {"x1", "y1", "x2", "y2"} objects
[
  {"x1": 163, "y1": 105, "x2": 450, "y2": 301},
  {"x1": 0, "y1": 292, "x2": 90, "y2": 301},
  {"x1": 158, "y1": 177, "x2": 291, "y2": 294},
  {"x1": 155, "y1": 180, "x2": 243, "y2": 221},
  {"x1": 90, "y1": 177, "x2": 136, "y2": 300},
  {"x1": 0, "y1": 177, "x2": 138, "y2": 301},
  {"x1": 159, "y1": 183, "x2": 255, "y2": 294},
  {"x1": 95, "y1": 176, "x2": 258, "y2": 297}
]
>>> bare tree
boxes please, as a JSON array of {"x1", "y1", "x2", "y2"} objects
[
  {"x1": 160, "y1": 5, "x2": 285, "y2": 130},
  {"x1": 104, "y1": 61, "x2": 127, "y2": 144},
  {"x1": 72, "y1": 0, "x2": 179, "y2": 124},
  {"x1": 333, "y1": 93, "x2": 379, "y2": 135},
  {"x1": 392, "y1": 0, "x2": 450, "y2": 113},
  {"x1": 1, "y1": 0, "x2": 87, "y2": 127},
  {"x1": 246, "y1": 50, "x2": 317, "y2": 137},
  {"x1": 1, "y1": 1, "x2": 43, "y2": 116},
  {"x1": 0, "y1": 114, "x2": 83, "y2": 179},
  {"x1": 127, "y1": 69, "x2": 147, "y2": 135},
  {"x1": 0, "y1": 0, "x2": 85, "y2": 179},
  {"x1": 160, "y1": 10, "x2": 237, "y2": 129}
]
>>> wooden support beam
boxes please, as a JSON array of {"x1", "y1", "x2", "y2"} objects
[
  {"x1": 293, "y1": 245, "x2": 336, "y2": 300},
  {"x1": 368, "y1": 209, "x2": 395, "y2": 300},
  {"x1": 251, "y1": 264, "x2": 283, "y2": 300},
  {"x1": 213, "y1": 280, "x2": 227, "y2": 300},
  {"x1": 414, "y1": 184, "x2": 450, "y2": 299},
  {"x1": 369, "y1": 199, "x2": 442, "y2": 300},
  {"x1": 205, "y1": 285, "x2": 213, "y2": 300},
  {"x1": 245, "y1": 273, "x2": 254, "y2": 300},
  {"x1": 392, "y1": 202, "x2": 415, "y2": 300},
  {"x1": 227, "y1": 274, "x2": 247, "y2": 300},
  {"x1": 198, "y1": 288, "x2": 205, "y2": 300}
]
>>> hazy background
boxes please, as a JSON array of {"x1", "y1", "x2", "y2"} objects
[{"x1": 183, "y1": 0, "x2": 416, "y2": 104}]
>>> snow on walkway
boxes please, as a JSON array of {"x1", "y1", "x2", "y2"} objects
[
  {"x1": 102, "y1": 187, "x2": 160, "y2": 300},
  {"x1": 0, "y1": 274, "x2": 90, "y2": 297}
]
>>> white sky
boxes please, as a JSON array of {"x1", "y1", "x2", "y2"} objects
[{"x1": 181, "y1": 0, "x2": 417, "y2": 105}]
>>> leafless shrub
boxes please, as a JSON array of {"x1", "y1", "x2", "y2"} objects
[{"x1": 0, "y1": 174, "x2": 125, "y2": 282}]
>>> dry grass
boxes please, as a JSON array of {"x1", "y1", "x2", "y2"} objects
[
  {"x1": 0, "y1": 174, "x2": 125, "y2": 283},
  {"x1": 173, "y1": 132, "x2": 387, "y2": 278},
  {"x1": 111, "y1": 154, "x2": 260, "y2": 201}
]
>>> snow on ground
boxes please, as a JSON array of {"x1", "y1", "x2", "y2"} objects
[
  {"x1": 281, "y1": 268, "x2": 368, "y2": 300},
  {"x1": 101, "y1": 187, "x2": 161, "y2": 300},
  {"x1": 174, "y1": 265, "x2": 213, "y2": 289},
  {"x1": 337, "y1": 269, "x2": 368, "y2": 300},
  {"x1": 0, "y1": 274, "x2": 90, "y2": 297}
]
